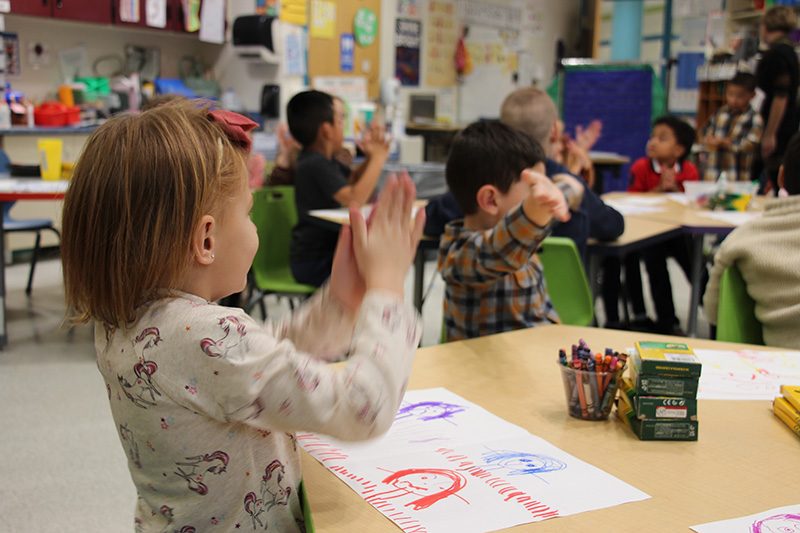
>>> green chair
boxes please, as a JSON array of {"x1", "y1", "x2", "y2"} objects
[
  {"x1": 299, "y1": 480, "x2": 315, "y2": 532},
  {"x1": 537, "y1": 237, "x2": 594, "y2": 327},
  {"x1": 715, "y1": 264, "x2": 763, "y2": 345},
  {"x1": 246, "y1": 186, "x2": 316, "y2": 317}
]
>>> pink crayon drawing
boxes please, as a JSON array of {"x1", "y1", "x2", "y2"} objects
[{"x1": 751, "y1": 513, "x2": 800, "y2": 533}]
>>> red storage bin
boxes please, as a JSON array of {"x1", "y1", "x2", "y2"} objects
[{"x1": 34, "y1": 102, "x2": 81, "y2": 127}]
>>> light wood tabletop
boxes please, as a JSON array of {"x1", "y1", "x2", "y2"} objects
[{"x1": 301, "y1": 325, "x2": 798, "y2": 533}]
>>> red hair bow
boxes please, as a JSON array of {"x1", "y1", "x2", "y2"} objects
[{"x1": 208, "y1": 110, "x2": 258, "y2": 153}]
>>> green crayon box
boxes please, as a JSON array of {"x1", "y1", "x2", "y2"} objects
[
  {"x1": 631, "y1": 363, "x2": 699, "y2": 399},
  {"x1": 633, "y1": 341, "x2": 702, "y2": 378},
  {"x1": 619, "y1": 376, "x2": 637, "y2": 402},
  {"x1": 631, "y1": 417, "x2": 699, "y2": 441},
  {"x1": 634, "y1": 395, "x2": 698, "y2": 420}
]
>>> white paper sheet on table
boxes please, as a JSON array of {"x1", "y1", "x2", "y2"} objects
[
  {"x1": 696, "y1": 211, "x2": 762, "y2": 225},
  {"x1": 604, "y1": 201, "x2": 667, "y2": 216},
  {"x1": 0, "y1": 179, "x2": 69, "y2": 193},
  {"x1": 309, "y1": 205, "x2": 421, "y2": 223},
  {"x1": 300, "y1": 388, "x2": 649, "y2": 533},
  {"x1": 666, "y1": 192, "x2": 690, "y2": 205},
  {"x1": 690, "y1": 503, "x2": 800, "y2": 533},
  {"x1": 695, "y1": 349, "x2": 800, "y2": 400}
]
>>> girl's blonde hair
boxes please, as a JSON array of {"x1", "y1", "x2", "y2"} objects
[{"x1": 62, "y1": 100, "x2": 249, "y2": 329}]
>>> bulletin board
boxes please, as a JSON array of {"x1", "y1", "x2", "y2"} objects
[
  {"x1": 307, "y1": 0, "x2": 382, "y2": 99},
  {"x1": 558, "y1": 64, "x2": 659, "y2": 193},
  {"x1": 458, "y1": 25, "x2": 518, "y2": 123}
]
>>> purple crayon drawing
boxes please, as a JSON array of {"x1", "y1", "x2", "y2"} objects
[
  {"x1": 395, "y1": 401, "x2": 467, "y2": 423},
  {"x1": 751, "y1": 513, "x2": 800, "y2": 533}
]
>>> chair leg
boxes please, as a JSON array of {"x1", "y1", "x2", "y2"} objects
[{"x1": 25, "y1": 232, "x2": 42, "y2": 296}]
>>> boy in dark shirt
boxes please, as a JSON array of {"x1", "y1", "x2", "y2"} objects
[{"x1": 288, "y1": 90, "x2": 390, "y2": 286}]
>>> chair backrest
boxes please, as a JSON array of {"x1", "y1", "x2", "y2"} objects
[
  {"x1": 716, "y1": 264, "x2": 763, "y2": 345},
  {"x1": 537, "y1": 237, "x2": 594, "y2": 327},
  {"x1": 250, "y1": 186, "x2": 298, "y2": 288}
]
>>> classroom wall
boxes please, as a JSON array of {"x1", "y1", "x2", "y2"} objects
[{"x1": 2, "y1": 14, "x2": 221, "y2": 104}]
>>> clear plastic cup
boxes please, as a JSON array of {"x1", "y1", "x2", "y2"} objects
[{"x1": 559, "y1": 363, "x2": 625, "y2": 421}]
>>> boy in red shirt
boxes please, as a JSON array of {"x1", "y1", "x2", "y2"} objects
[{"x1": 628, "y1": 115, "x2": 701, "y2": 335}]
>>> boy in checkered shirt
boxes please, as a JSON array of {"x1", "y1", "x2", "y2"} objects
[
  {"x1": 437, "y1": 121, "x2": 583, "y2": 342},
  {"x1": 702, "y1": 72, "x2": 763, "y2": 182}
]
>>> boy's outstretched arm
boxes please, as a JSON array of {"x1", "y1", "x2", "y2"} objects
[
  {"x1": 551, "y1": 173, "x2": 585, "y2": 210},
  {"x1": 522, "y1": 169, "x2": 572, "y2": 227}
]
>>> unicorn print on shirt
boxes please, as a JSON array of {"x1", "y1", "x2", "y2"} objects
[
  {"x1": 243, "y1": 460, "x2": 292, "y2": 530},
  {"x1": 173, "y1": 450, "x2": 230, "y2": 495},
  {"x1": 118, "y1": 327, "x2": 163, "y2": 409},
  {"x1": 200, "y1": 316, "x2": 247, "y2": 358}
]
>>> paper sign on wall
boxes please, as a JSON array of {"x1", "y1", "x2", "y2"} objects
[
  {"x1": 310, "y1": 0, "x2": 336, "y2": 39},
  {"x1": 119, "y1": 0, "x2": 140, "y2": 23},
  {"x1": 280, "y1": 0, "x2": 307, "y2": 26},
  {"x1": 395, "y1": 18, "x2": 420, "y2": 86},
  {"x1": 353, "y1": 7, "x2": 378, "y2": 47},
  {"x1": 145, "y1": 0, "x2": 167, "y2": 28},
  {"x1": 285, "y1": 25, "x2": 306, "y2": 76},
  {"x1": 340, "y1": 33, "x2": 355, "y2": 73}
]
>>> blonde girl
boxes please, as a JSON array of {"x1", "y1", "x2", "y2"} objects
[{"x1": 61, "y1": 100, "x2": 425, "y2": 532}]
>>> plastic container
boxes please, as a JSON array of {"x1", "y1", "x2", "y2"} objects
[
  {"x1": 559, "y1": 363, "x2": 625, "y2": 421},
  {"x1": 37, "y1": 138, "x2": 63, "y2": 181},
  {"x1": 683, "y1": 181, "x2": 720, "y2": 209},
  {"x1": 34, "y1": 102, "x2": 81, "y2": 127}
]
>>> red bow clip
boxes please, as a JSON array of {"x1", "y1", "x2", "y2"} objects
[{"x1": 208, "y1": 110, "x2": 258, "y2": 153}]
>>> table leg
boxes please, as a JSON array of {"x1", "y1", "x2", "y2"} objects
[
  {"x1": 413, "y1": 248, "x2": 425, "y2": 312},
  {"x1": 687, "y1": 234, "x2": 704, "y2": 338}
]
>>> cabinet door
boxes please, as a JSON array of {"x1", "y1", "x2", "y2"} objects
[
  {"x1": 53, "y1": 0, "x2": 113, "y2": 24},
  {"x1": 9, "y1": 0, "x2": 52, "y2": 17}
]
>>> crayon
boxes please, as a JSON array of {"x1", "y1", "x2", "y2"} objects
[{"x1": 574, "y1": 361, "x2": 589, "y2": 419}]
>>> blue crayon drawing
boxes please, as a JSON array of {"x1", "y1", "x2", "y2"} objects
[
  {"x1": 395, "y1": 401, "x2": 467, "y2": 423},
  {"x1": 480, "y1": 448, "x2": 567, "y2": 480}
]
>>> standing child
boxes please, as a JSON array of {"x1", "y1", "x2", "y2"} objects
[
  {"x1": 701, "y1": 72, "x2": 763, "y2": 182},
  {"x1": 438, "y1": 121, "x2": 578, "y2": 341},
  {"x1": 629, "y1": 115, "x2": 701, "y2": 335},
  {"x1": 61, "y1": 101, "x2": 425, "y2": 532},
  {"x1": 288, "y1": 90, "x2": 391, "y2": 287}
]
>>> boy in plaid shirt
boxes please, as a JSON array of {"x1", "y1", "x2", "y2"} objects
[
  {"x1": 438, "y1": 121, "x2": 583, "y2": 342},
  {"x1": 702, "y1": 72, "x2": 763, "y2": 182}
]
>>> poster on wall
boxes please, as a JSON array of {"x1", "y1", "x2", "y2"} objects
[
  {"x1": 280, "y1": 0, "x2": 307, "y2": 26},
  {"x1": 310, "y1": 0, "x2": 336, "y2": 39},
  {"x1": 426, "y1": 0, "x2": 458, "y2": 87},
  {"x1": 395, "y1": 18, "x2": 421, "y2": 86},
  {"x1": 522, "y1": 0, "x2": 545, "y2": 34},
  {"x1": 397, "y1": 0, "x2": 422, "y2": 18},
  {"x1": 285, "y1": 25, "x2": 307, "y2": 76},
  {"x1": 340, "y1": 33, "x2": 355, "y2": 73}
]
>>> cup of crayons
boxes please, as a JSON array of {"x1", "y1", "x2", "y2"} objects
[{"x1": 558, "y1": 339, "x2": 628, "y2": 421}]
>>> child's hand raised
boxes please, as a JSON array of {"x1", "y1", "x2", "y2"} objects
[
  {"x1": 356, "y1": 121, "x2": 391, "y2": 160},
  {"x1": 349, "y1": 173, "x2": 425, "y2": 297},
  {"x1": 521, "y1": 169, "x2": 571, "y2": 227}
]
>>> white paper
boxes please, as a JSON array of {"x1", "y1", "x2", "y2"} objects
[
  {"x1": 300, "y1": 388, "x2": 650, "y2": 533},
  {"x1": 696, "y1": 211, "x2": 762, "y2": 225},
  {"x1": 666, "y1": 192, "x2": 690, "y2": 205},
  {"x1": 691, "y1": 503, "x2": 800, "y2": 533},
  {"x1": 310, "y1": 205, "x2": 421, "y2": 223},
  {"x1": 0, "y1": 179, "x2": 69, "y2": 193},
  {"x1": 198, "y1": 0, "x2": 225, "y2": 44},
  {"x1": 604, "y1": 200, "x2": 666, "y2": 216},
  {"x1": 695, "y1": 349, "x2": 800, "y2": 401},
  {"x1": 146, "y1": 0, "x2": 167, "y2": 28},
  {"x1": 119, "y1": 0, "x2": 140, "y2": 22}
]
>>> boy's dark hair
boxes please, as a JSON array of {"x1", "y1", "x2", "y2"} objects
[
  {"x1": 446, "y1": 121, "x2": 546, "y2": 215},
  {"x1": 729, "y1": 72, "x2": 757, "y2": 93},
  {"x1": 287, "y1": 90, "x2": 334, "y2": 147},
  {"x1": 781, "y1": 132, "x2": 800, "y2": 195},
  {"x1": 653, "y1": 115, "x2": 696, "y2": 162}
]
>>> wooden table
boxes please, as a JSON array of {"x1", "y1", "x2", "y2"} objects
[
  {"x1": 0, "y1": 180, "x2": 68, "y2": 347},
  {"x1": 602, "y1": 193, "x2": 765, "y2": 337},
  {"x1": 301, "y1": 325, "x2": 798, "y2": 533}
]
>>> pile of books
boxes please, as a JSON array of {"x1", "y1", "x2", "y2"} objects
[
  {"x1": 773, "y1": 385, "x2": 800, "y2": 438},
  {"x1": 616, "y1": 341, "x2": 701, "y2": 441}
]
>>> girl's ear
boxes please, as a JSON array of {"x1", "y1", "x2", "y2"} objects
[
  {"x1": 192, "y1": 214, "x2": 216, "y2": 265},
  {"x1": 476, "y1": 184, "x2": 501, "y2": 216},
  {"x1": 319, "y1": 121, "x2": 333, "y2": 141}
]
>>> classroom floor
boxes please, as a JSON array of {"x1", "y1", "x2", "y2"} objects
[{"x1": 0, "y1": 256, "x2": 708, "y2": 531}]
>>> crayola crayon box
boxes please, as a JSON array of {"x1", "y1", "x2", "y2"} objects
[
  {"x1": 781, "y1": 385, "x2": 800, "y2": 412},
  {"x1": 634, "y1": 395, "x2": 697, "y2": 420},
  {"x1": 633, "y1": 418, "x2": 699, "y2": 441},
  {"x1": 633, "y1": 341, "x2": 702, "y2": 378},
  {"x1": 630, "y1": 363, "x2": 699, "y2": 399}
]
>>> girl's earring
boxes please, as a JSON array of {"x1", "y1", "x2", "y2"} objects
[{"x1": 211, "y1": 254, "x2": 215, "y2": 259}]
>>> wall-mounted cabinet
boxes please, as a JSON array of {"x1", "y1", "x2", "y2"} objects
[{"x1": 114, "y1": 0, "x2": 195, "y2": 32}]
